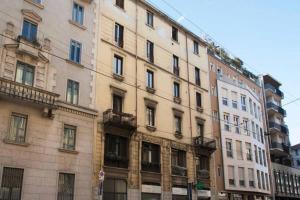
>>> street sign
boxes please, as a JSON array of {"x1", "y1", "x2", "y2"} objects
[{"x1": 196, "y1": 181, "x2": 205, "y2": 190}]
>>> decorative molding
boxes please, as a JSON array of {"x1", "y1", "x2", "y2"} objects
[
  {"x1": 56, "y1": 100, "x2": 98, "y2": 119},
  {"x1": 171, "y1": 141, "x2": 187, "y2": 151},
  {"x1": 144, "y1": 97, "x2": 158, "y2": 107},
  {"x1": 110, "y1": 84, "x2": 127, "y2": 96},
  {"x1": 21, "y1": 9, "x2": 42, "y2": 23}
]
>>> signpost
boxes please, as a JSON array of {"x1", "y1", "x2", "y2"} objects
[
  {"x1": 188, "y1": 183, "x2": 193, "y2": 200},
  {"x1": 98, "y1": 170, "x2": 105, "y2": 200}
]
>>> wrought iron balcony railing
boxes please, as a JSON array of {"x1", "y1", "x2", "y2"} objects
[
  {"x1": 270, "y1": 142, "x2": 290, "y2": 154},
  {"x1": 172, "y1": 165, "x2": 187, "y2": 177},
  {"x1": 103, "y1": 109, "x2": 137, "y2": 132},
  {"x1": 193, "y1": 136, "x2": 216, "y2": 155},
  {"x1": 269, "y1": 122, "x2": 289, "y2": 134},
  {"x1": 266, "y1": 102, "x2": 286, "y2": 116},
  {"x1": 264, "y1": 83, "x2": 284, "y2": 98},
  {"x1": 196, "y1": 169, "x2": 210, "y2": 180},
  {"x1": 0, "y1": 77, "x2": 59, "y2": 107},
  {"x1": 104, "y1": 153, "x2": 129, "y2": 169},
  {"x1": 141, "y1": 161, "x2": 160, "y2": 173}
]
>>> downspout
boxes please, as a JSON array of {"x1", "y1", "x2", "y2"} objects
[{"x1": 184, "y1": 32, "x2": 195, "y2": 195}]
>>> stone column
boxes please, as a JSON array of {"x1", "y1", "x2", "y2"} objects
[{"x1": 162, "y1": 140, "x2": 172, "y2": 200}]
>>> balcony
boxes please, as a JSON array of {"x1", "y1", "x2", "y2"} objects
[
  {"x1": 103, "y1": 109, "x2": 137, "y2": 133},
  {"x1": 172, "y1": 165, "x2": 187, "y2": 177},
  {"x1": 193, "y1": 136, "x2": 217, "y2": 156},
  {"x1": 270, "y1": 142, "x2": 290, "y2": 154},
  {"x1": 196, "y1": 169, "x2": 210, "y2": 180},
  {"x1": 0, "y1": 77, "x2": 59, "y2": 108},
  {"x1": 104, "y1": 153, "x2": 129, "y2": 169},
  {"x1": 266, "y1": 102, "x2": 286, "y2": 117},
  {"x1": 269, "y1": 122, "x2": 289, "y2": 134},
  {"x1": 141, "y1": 161, "x2": 160, "y2": 173},
  {"x1": 264, "y1": 83, "x2": 284, "y2": 98}
]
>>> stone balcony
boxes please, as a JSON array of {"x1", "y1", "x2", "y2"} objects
[{"x1": 0, "y1": 77, "x2": 59, "y2": 108}]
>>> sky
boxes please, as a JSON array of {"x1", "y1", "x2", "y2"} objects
[{"x1": 148, "y1": 0, "x2": 300, "y2": 145}]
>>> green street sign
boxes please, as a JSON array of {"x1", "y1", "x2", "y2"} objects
[{"x1": 196, "y1": 181, "x2": 205, "y2": 190}]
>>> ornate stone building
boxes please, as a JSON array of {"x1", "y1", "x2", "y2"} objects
[
  {"x1": 93, "y1": 0, "x2": 216, "y2": 199},
  {"x1": 0, "y1": 0, "x2": 98, "y2": 199}
]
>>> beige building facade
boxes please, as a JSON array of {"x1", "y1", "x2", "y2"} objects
[
  {"x1": 93, "y1": 0, "x2": 216, "y2": 199},
  {"x1": 0, "y1": 0, "x2": 98, "y2": 200},
  {"x1": 208, "y1": 52, "x2": 272, "y2": 200}
]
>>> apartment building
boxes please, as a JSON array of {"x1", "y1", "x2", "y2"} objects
[
  {"x1": 93, "y1": 0, "x2": 216, "y2": 199},
  {"x1": 0, "y1": 0, "x2": 98, "y2": 199},
  {"x1": 208, "y1": 51, "x2": 271, "y2": 200},
  {"x1": 263, "y1": 75, "x2": 300, "y2": 199}
]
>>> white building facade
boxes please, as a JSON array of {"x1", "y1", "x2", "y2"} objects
[{"x1": 217, "y1": 74, "x2": 271, "y2": 200}]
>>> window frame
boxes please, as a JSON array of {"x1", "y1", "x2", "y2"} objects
[
  {"x1": 15, "y1": 61, "x2": 35, "y2": 86},
  {"x1": 172, "y1": 26, "x2": 178, "y2": 41},
  {"x1": 174, "y1": 115, "x2": 182, "y2": 134},
  {"x1": 57, "y1": 172, "x2": 75, "y2": 200},
  {"x1": 173, "y1": 55, "x2": 179, "y2": 76},
  {"x1": 0, "y1": 167, "x2": 24, "y2": 200},
  {"x1": 195, "y1": 67, "x2": 201, "y2": 86},
  {"x1": 113, "y1": 54, "x2": 123, "y2": 76},
  {"x1": 146, "y1": 69, "x2": 154, "y2": 89},
  {"x1": 69, "y1": 39, "x2": 82, "y2": 64},
  {"x1": 66, "y1": 79, "x2": 79, "y2": 105},
  {"x1": 112, "y1": 94, "x2": 123, "y2": 113},
  {"x1": 72, "y1": 2, "x2": 84, "y2": 25},
  {"x1": 173, "y1": 82, "x2": 180, "y2": 98},
  {"x1": 193, "y1": 40, "x2": 199, "y2": 54},
  {"x1": 8, "y1": 113, "x2": 28, "y2": 144},
  {"x1": 146, "y1": 106, "x2": 155, "y2": 127},
  {"x1": 62, "y1": 124, "x2": 77, "y2": 151},
  {"x1": 146, "y1": 10, "x2": 154, "y2": 27},
  {"x1": 21, "y1": 19, "x2": 38, "y2": 42},
  {"x1": 115, "y1": 23, "x2": 124, "y2": 48},
  {"x1": 196, "y1": 92, "x2": 202, "y2": 108},
  {"x1": 146, "y1": 40, "x2": 154, "y2": 63}
]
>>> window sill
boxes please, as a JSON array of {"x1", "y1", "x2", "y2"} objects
[
  {"x1": 58, "y1": 148, "x2": 79, "y2": 154},
  {"x1": 68, "y1": 20, "x2": 87, "y2": 30},
  {"x1": 196, "y1": 106, "x2": 204, "y2": 113},
  {"x1": 146, "y1": 125, "x2": 156, "y2": 132},
  {"x1": 146, "y1": 87, "x2": 156, "y2": 94},
  {"x1": 114, "y1": 4, "x2": 125, "y2": 12},
  {"x1": 193, "y1": 52, "x2": 200, "y2": 57},
  {"x1": 173, "y1": 97, "x2": 182, "y2": 104},
  {"x1": 65, "y1": 59, "x2": 84, "y2": 68},
  {"x1": 145, "y1": 23, "x2": 155, "y2": 30},
  {"x1": 174, "y1": 132, "x2": 183, "y2": 139},
  {"x1": 171, "y1": 38, "x2": 180, "y2": 45},
  {"x1": 3, "y1": 139, "x2": 30, "y2": 147},
  {"x1": 113, "y1": 73, "x2": 124, "y2": 82},
  {"x1": 24, "y1": 0, "x2": 44, "y2": 9}
]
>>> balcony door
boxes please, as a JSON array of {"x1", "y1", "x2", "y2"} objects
[{"x1": 113, "y1": 94, "x2": 123, "y2": 113}]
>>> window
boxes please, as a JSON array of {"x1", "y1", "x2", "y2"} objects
[
  {"x1": 226, "y1": 139, "x2": 233, "y2": 158},
  {"x1": 256, "y1": 124, "x2": 260, "y2": 142},
  {"x1": 22, "y1": 20, "x2": 37, "y2": 42},
  {"x1": 258, "y1": 107, "x2": 262, "y2": 121},
  {"x1": 146, "y1": 40, "x2": 154, "y2": 63},
  {"x1": 249, "y1": 98, "x2": 253, "y2": 115},
  {"x1": 265, "y1": 173, "x2": 269, "y2": 191},
  {"x1": 243, "y1": 119, "x2": 250, "y2": 136},
  {"x1": 258, "y1": 148, "x2": 263, "y2": 165},
  {"x1": 238, "y1": 167, "x2": 245, "y2": 187},
  {"x1": 8, "y1": 113, "x2": 27, "y2": 143},
  {"x1": 197, "y1": 123, "x2": 204, "y2": 137},
  {"x1": 213, "y1": 111, "x2": 219, "y2": 121},
  {"x1": 146, "y1": 106, "x2": 155, "y2": 127},
  {"x1": 69, "y1": 40, "x2": 82, "y2": 63},
  {"x1": 72, "y1": 3, "x2": 84, "y2": 25},
  {"x1": 261, "y1": 171, "x2": 265, "y2": 190},
  {"x1": 173, "y1": 55, "x2": 179, "y2": 76},
  {"x1": 231, "y1": 91, "x2": 238, "y2": 109},
  {"x1": 104, "y1": 134, "x2": 128, "y2": 168},
  {"x1": 263, "y1": 153, "x2": 269, "y2": 169},
  {"x1": 297, "y1": 160, "x2": 300, "y2": 166},
  {"x1": 142, "y1": 142, "x2": 160, "y2": 172},
  {"x1": 146, "y1": 11, "x2": 154, "y2": 27},
  {"x1": 146, "y1": 70, "x2": 154, "y2": 88},
  {"x1": 195, "y1": 67, "x2": 201, "y2": 86},
  {"x1": 115, "y1": 23, "x2": 124, "y2": 47},
  {"x1": 224, "y1": 113, "x2": 230, "y2": 131},
  {"x1": 257, "y1": 170, "x2": 261, "y2": 189},
  {"x1": 248, "y1": 168, "x2": 255, "y2": 187},
  {"x1": 246, "y1": 143, "x2": 252, "y2": 161},
  {"x1": 66, "y1": 80, "x2": 79, "y2": 105},
  {"x1": 222, "y1": 97, "x2": 228, "y2": 106},
  {"x1": 260, "y1": 128, "x2": 264, "y2": 144},
  {"x1": 196, "y1": 92, "x2": 202, "y2": 108},
  {"x1": 232, "y1": 100, "x2": 238, "y2": 109},
  {"x1": 103, "y1": 179, "x2": 127, "y2": 200},
  {"x1": 172, "y1": 26, "x2": 178, "y2": 41},
  {"x1": 174, "y1": 115, "x2": 182, "y2": 134},
  {"x1": 57, "y1": 173, "x2": 75, "y2": 200},
  {"x1": 171, "y1": 149, "x2": 186, "y2": 168},
  {"x1": 228, "y1": 166, "x2": 235, "y2": 185},
  {"x1": 0, "y1": 167, "x2": 24, "y2": 200},
  {"x1": 15, "y1": 61, "x2": 34, "y2": 86},
  {"x1": 254, "y1": 145, "x2": 258, "y2": 163},
  {"x1": 115, "y1": 0, "x2": 124, "y2": 9},
  {"x1": 254, "y1": 103, "x2": 258, "y2": 118},
  {"x1": 233, "y1": 116, "x2": 240, "y2": 134},
  {"x1": 62, "y1": 125, "x2": 76, "y2": 151},
  {"x1": 241, "y1": 95, "x2": 247, "y2": 111},
  {"x1": 236, "y1": 141, "x2": 243, "y2": 160},
  {"x1": 113, "y1": 94, "x2": 123, "y2": 113},
  {"x1": 173, "y1": 82, "x2": 180, "y2": 98},
  {"x1": 113, "y1": 55, "x2": 123, "y2": 76},
  {"x1": 193, "y1": 40, "x2": 199, "y2": 54},
  {"x1": 252, "y1": 121, "x2": 256, "y2": 139}
]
